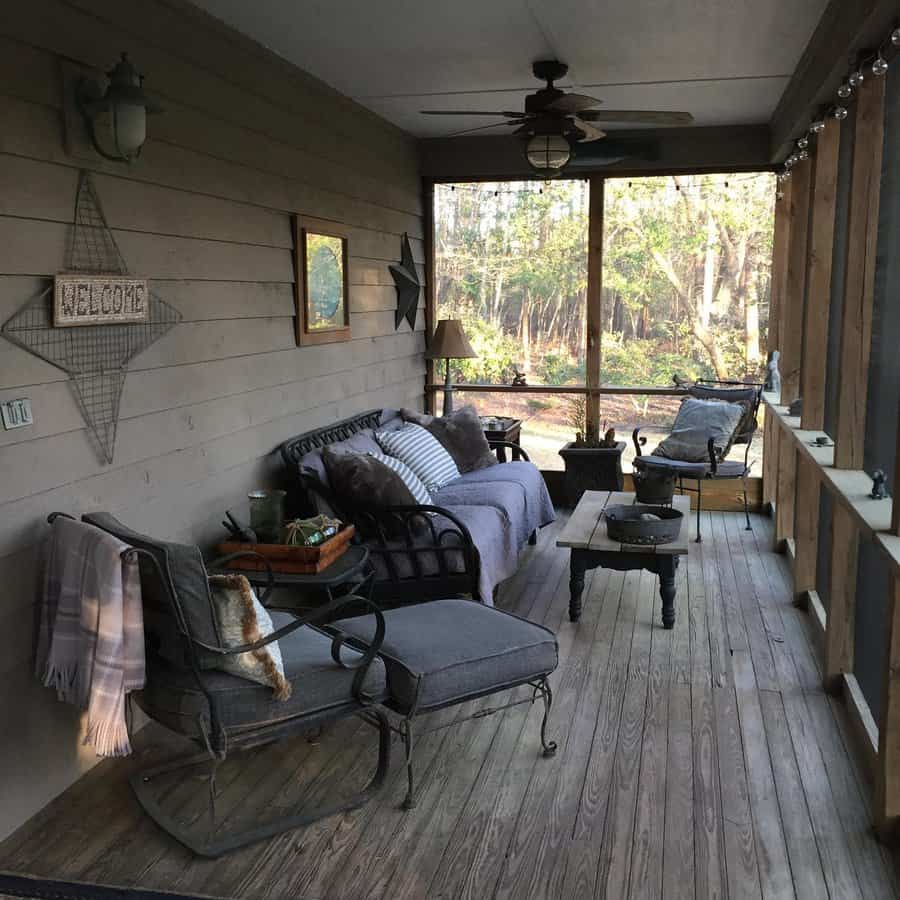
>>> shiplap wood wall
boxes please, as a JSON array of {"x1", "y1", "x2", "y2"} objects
[{"x1": 0, "y1": 0, "x2": 425, "y2": 840}]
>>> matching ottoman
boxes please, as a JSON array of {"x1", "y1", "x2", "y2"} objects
[{"x1": 328, "y1": 598, "x2": 558, "y2": 807}]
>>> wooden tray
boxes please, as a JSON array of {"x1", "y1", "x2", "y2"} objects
[{"x1": 218, "y1": 524, "x2": 355, "y2": 574}]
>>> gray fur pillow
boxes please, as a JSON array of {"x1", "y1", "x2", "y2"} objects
[
  {"x1": 401, "y1": 405, "x2": 497, "y2": 473},
  {"x1": 322, "y1": 445, "x2": 419, "y2": 508}
]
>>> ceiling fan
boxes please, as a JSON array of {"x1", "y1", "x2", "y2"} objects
[{"x1": 421, "y1": 60, "x2": 693, "y2": 174}]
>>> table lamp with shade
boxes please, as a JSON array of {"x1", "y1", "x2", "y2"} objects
[{"x1": 425, "y1": 319, "x2": 477, "y2": 416}]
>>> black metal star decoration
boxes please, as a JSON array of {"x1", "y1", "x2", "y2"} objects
[
  {"x1": 390, "y1": 232, "x2": 421, "y2": 330},
  {"x1": 0, "y1": 172, "x2": 180, "y2": 464}
]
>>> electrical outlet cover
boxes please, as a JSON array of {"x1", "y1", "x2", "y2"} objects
[{"x1": 1, "y1": 398, "x2": 33, "y2": 430}]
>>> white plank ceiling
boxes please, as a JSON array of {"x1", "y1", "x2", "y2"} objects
[{"x1": 190, "y1": 0, "x2": 828, "y2": 137}]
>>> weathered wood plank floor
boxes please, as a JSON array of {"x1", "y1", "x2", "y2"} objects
[{"x1": 3, "y1": 511, "x2": 900, "y2": 899}]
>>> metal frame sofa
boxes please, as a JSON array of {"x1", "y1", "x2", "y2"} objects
[{"x1": 280, "y1": 409, "x2": 555, "y2": 605}]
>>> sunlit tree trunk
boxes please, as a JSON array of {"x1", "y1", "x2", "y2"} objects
[
  {"x1": 519, "y1": 289, "x2": 531, "y2": 374},
  {"x1": 701, "y1": 210, "x2": 716, "y2": 328}
]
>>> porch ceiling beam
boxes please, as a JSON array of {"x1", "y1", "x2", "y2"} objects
[{"x1": 769, "y1": 0, "x2": 896, "y2": 162}]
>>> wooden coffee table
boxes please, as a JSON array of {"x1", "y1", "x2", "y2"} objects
[{"x1": 557, "y1": 491, "x2": 690, "y2": 627}]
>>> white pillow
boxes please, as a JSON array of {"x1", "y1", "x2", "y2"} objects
[
  {"x1": 367, "y1": 450, "x2": 433, "y2": 506},
  {"x1": 376, "y1": 423, "x2": 460, "y2": 492},
  {"x1": 652, "y1": 398, "x2": 744, "y2": 463},
  {"x1": 208, "y1": 574, "x2": 291, "y2": 700}
]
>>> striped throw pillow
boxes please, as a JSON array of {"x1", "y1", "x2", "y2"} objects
[
  {"x1": 376, "y1": 423, "x2": 460, "y2": 493},
  {"x1": 367, "y1": 450, "x2": 432, "y2": 506}
]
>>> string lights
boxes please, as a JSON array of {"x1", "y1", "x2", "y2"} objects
[{"x1": 777, "y1": 21, "x2": 899, "y2": 195}]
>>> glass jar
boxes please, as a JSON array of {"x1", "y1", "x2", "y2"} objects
[{"x1": 248, "y1": 489, "x2": 286, "y2": 544}]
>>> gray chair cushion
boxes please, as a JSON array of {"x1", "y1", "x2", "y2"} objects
[
  {"x1": 652, "y1": 398, "x2": 744, "y2": 462},
  {"x1": 329, "y1": 599, "x2": 557, "y2": 712},
  {"x1": 689, "y1": 384, "x2": 759, "y2": 442},
  {"x1": 635, "y1": 456, "x2": 748, "y2": 478},
  {"x1": 140, "y1": 613, "x2": 388, "y2": 735}
]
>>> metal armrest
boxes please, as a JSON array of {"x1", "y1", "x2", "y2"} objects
[
  {"x1": 707, "y1": 437, "x2": 720, "y2": 476},
  {"x1": 353, "y1": 503, "x2": 475, "y2": 549},
  {"x1": 206, "y1": 550, "x2": 275, "y2": 605},
  {"x1": 487, "y1": 439, "x2": 531, "y2": 462},
  {"x1": 632, "y1": 427, "x2": 647, "y2": 457}
]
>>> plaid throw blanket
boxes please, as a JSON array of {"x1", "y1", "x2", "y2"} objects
[{"x1": 36, "y1": 517, "x2": 145, "y2": 757}]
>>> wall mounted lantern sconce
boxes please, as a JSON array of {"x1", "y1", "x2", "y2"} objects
[{"x1": 76, "y1": 53, "x2": 162, "y2": 163}]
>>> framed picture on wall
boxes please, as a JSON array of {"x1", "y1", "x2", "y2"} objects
[{"x1": 293, "y1": 215, "x2": 351, "y2": 346}]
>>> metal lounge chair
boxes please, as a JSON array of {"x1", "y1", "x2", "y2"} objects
[
  {"x1": 73, "y1": 511, "x2": 391, "y2": 858},
  {"x1": 632, "y1": 379, "x2": 763, "y2": 542}
]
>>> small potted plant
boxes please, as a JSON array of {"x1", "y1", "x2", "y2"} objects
[{"x1": 558, "y1": 399, "x2": 625, "y2": 506}]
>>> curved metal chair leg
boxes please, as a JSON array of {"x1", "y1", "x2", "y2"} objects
[
  {"x1": 130, "y1": 708, "x2": 391, "y2": 858},
  {"x1": 401, "y1": 718, "x2": 417, "y2": 809},
  {"x1": 742, "y1": 475, "x2": 752, "y2": 530},
  {"x1": 539, "y1": 680, "x2": 558, "y2": 758},
  {"x1": 695, "y1": 479, "x2": 703, "y2": 543}
]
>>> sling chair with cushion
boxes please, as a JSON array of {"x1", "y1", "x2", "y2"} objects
[
  {"x1": 632, "y1": 380, "x2": 763, "y2": 542},
  {"x1": 79, "y1": 511, "x2": 391, "y2": 858}
]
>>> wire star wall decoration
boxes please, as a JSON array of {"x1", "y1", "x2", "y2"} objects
[
  {"x1": 1, "y1": 171, "x2": 181, "y2": 463},
  {"x1": 390, "y1": 232, "x2": 421, "y2": 331}
]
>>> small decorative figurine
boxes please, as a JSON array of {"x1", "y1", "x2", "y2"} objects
[
  {"x1": 512, "y1": 368, "x2": 528, "y2": 386},
  {"x1": 672, "y1": 373, "x2": 692, "y2": 388},
  {"x1": 788, "y1": 397, "x2": 802, "y2": 417},
  {"x1": 599, "y1": 426, "x2": 618, "y2": 448},
  {"x1": 871, "y1": 469, "x2": 888, "y2": 500},
  {"x1": 765, "y1": 350, "x2": 781, "y2": 394}
]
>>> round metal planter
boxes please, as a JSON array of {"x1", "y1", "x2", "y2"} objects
[{"x1": 604, "y1": 504, "x2": 684, "y2": 546}]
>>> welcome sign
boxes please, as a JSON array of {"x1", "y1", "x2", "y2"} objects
[{"x1": 53, "y1": 273, "x2": 149, "y2": 326}]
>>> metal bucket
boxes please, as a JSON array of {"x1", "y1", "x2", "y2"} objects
[{"x1": 604, "y1": 504, "x2": 683, "y2": 545}]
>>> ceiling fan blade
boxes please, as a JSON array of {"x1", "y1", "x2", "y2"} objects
[
  {"x1": 572, "y1": 119, "x2": 606, "y2": 142},
  {"x1": 420, "y1": 110, "x2": 526, "y2": 117},
  {"x1": 441, "y1": 121, "x2": 521, "y2": 137},
  {"x1": 545, "y1": 93, "x2": 603, "y2": 114},
  {"x1": 578, "y1": 109, "x2": 694, "y2": 125}
]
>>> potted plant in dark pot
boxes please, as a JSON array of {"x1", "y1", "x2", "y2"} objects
[{"x1": 558, "y1": 398, "x2": 625, "y2": 506}]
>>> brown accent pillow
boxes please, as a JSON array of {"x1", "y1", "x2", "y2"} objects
[
  {"x1": 401, "y1": 405, "x2": 497, "y2": 473},
  {"x1": 322, "y1": 445, "x2": 417, "y2": 508}
]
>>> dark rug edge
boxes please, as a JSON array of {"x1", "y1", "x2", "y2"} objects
[{"x1": 0, "y1": 872, "x2": 224, "y2": 900}]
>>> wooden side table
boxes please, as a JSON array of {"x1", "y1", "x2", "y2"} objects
[
  {"x1": 208, "y1": 545, "x2": 372, "y2": 615},
  {"x1": 558, "y1": 441, "x2": 625, "y2": 506},
  {"x1": 480, "y1": 416, "x2": 523, "y2": 462}
]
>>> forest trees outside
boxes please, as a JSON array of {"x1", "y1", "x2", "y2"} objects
[{"x1": 434, "y1": 174, "x2": 775, "y2": 468}]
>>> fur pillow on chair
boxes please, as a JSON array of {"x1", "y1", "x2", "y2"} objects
[
  {"x1": 652, "y1": 397, "x2": 745, "y2": 463},
  {"x1": 208, "y1": 574, "x2": 291, "y2": 700},
  {"x1": 401, "y1": 406, "x2": 497, "y2": 473}
]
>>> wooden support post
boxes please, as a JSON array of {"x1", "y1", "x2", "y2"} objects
[
  {"x1": 781, "y1": 157, "x2": 812, "y2": 404},
  {"x1": 762, "y1": 411, "x2": 779, "y2": 509},
  {"x1": 875, "y1": 572, "x2": 900, "y2": 837},
  {"x1": 423, "y1": 180, "x2": 436, "y2": 414},
  {"x1": 892, "y1": 401, "x2": 900, "y2": 535},
  {"x1": 834, "y1": 75, "x2": 886, "y2": 469},
  {"x1": 823, "y1": 503, "x2": 859, "y2": 692},
  {"x1": 801, "y1": 119, "x2": 840, "y2": 430},
  {"x1": 775, "y1": 425, "x2": 796, "y2": 548},
  {"x1": 768, "y1": 179, "x2": 792, "y2": 361},
  {"x1": 586, "y1": 176, "x2": 604, "y2": 439},
  {"x1": 792, "y1": 453, "x2": 820, "y2": 604}
]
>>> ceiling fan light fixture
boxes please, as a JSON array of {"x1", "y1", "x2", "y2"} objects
[{"x1": 525, "y1": 133, "x2": 571, "y2": 173}]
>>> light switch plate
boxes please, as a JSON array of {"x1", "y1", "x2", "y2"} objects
[{"x1": 1, "y1": 398, "x2": 33, "y2": 430}]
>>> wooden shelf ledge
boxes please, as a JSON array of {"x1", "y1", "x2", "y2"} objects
[{"x1": 763, "y1": 393, "x2": 896, "y2": 553}]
